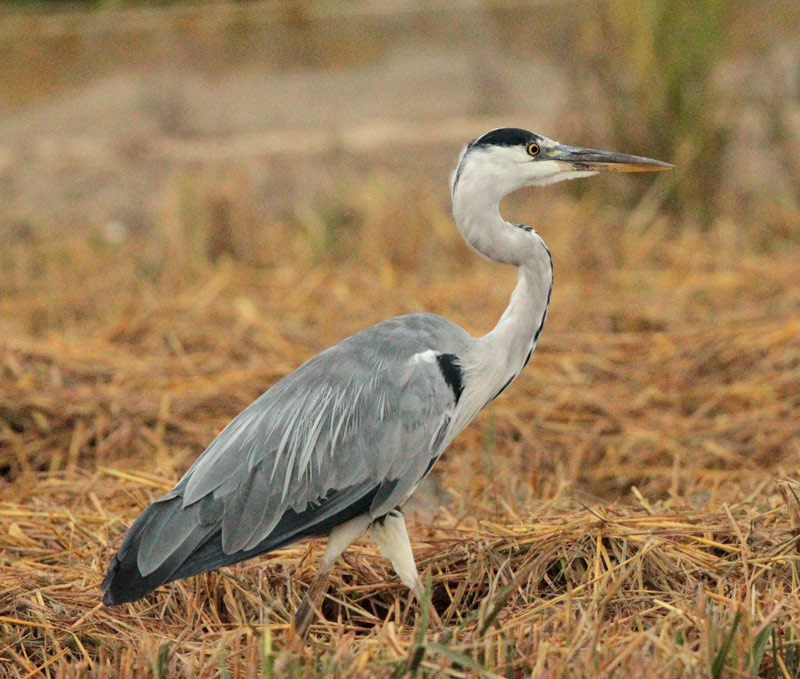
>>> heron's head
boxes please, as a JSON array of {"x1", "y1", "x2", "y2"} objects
[{"x1": 451, "y1": 128, "x2": 673, "y2": 201}]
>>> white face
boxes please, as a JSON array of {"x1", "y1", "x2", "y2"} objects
[
  {"x1": 451, "y1": 136, "x2": 596, "y2": 203},
  {"x1": 451, "y1": 129, "x2": 671, "y2": 201}
]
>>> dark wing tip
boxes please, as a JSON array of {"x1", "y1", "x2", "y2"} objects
[
  {"x1": 100, "y1": 497, "x2": 191, "y2": 606},
  {"x1": 101, "y1": 548, "x2": 157, "y2": 606}
]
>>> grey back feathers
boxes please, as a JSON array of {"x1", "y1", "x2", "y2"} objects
[{"x1": 102, "y1": 313, "x2": 471, "y2": 604}]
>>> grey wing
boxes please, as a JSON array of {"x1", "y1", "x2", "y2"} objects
[{"x1": 137, "y1": 313, "x2": 471, "y2": 575}]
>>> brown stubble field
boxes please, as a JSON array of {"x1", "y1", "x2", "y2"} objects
[
  {"x1": 2, "y1": 0, "x2": 800, "y2": 675},
  {"x1": 1, "y1": 160, "x2": 800, "y2": 677}
]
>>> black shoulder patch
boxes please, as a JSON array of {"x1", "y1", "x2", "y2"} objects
[
  {"x1": 436, "y1": 353, "x2": 464, "y2": 404},
  {"x1": 513, "y1": 223, "x2": 533, "y2": 233},
  {"x1": 472, "y1": 128, "x2": 538, "y2": 148}
]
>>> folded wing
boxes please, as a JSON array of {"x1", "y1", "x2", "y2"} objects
[{"x1": 102, "y1": 314, "x2": 471, "y2": 605}]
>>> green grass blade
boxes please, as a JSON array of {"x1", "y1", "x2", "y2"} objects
[
  {"x1": 424, "y1": 642, "x2": 496, "y2": 676},
  {"x1": 152, "y1": 642, "x2": 170, "y2": 679},
  {"x1": 712, "y1": 611, "x2": 742, "y2": 679},
  {"x1": 750, "y1": 625, "x2": 772, "y2": 679}
]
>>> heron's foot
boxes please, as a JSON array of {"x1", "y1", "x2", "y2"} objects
[
  {"x1": 294, "y1": 515, "x2": 373, "y2": 639},
  {"x1": 293, "y1": 567, "x2": 332, "y2": 638},
  {"x1": 293, "y1": 597, "x2": 315, "y2": 639},
  {"x1": 424, "y1": 598, "x2": 444, "y2": 632},
  {"x1": 411, "y1": 579, "x2": 444, "y2": 632},
  {"x1": 368, "y1": 511, "x2": 445, "y2": 632}
]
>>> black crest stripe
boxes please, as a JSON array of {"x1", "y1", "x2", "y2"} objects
[{"x1": 472, "y1": 128, "x2": 540, "y2": 148}]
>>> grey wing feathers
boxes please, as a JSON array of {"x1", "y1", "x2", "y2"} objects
[{"x1": 104, "y1": 313, "x2": 471, "y2": 600}]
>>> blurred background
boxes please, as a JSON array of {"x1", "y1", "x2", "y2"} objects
[
  {"x1": 1, "y1": 0, "x2": 799, "y2": 508},
  {"x1": 2, "y1": 0, "x2": 799, "y2": 230}
]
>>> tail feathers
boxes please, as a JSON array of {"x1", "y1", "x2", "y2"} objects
[
  {"x1": 102, "y1": 483, "x2": 381, "y2": 606},
  {"x1": 165, "y1": 488, "x2": 375, "y2": 584},
  {"x1": 101, "y1": 497, "x2": 309, "y2": 606},
  {"x1": 102, "y1": 496, "x2": 210, "y2": 606}
]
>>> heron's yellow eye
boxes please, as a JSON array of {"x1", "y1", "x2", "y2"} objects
[{"x1": 527, "y1": 143, "x2": 540, "y2": 157}]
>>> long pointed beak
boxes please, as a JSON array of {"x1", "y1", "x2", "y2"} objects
[{"x1": 549, "y1": 144, "x2": 674, "y2": 173}]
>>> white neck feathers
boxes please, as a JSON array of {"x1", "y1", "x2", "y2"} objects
[{"x1": 449, "y1": 156, "x2": 554, "y2": 431}]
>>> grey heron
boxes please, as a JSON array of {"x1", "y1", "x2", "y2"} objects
[{"x1": 102, "y1": 128, "x2": 671, "y2": 635}]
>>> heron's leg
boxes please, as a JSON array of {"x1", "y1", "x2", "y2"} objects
[
  {"x1": 369, "y1": 510, "x2": 443, "y2": 629},
  {"x1": 294, "y1": 514, "x2": 371, "y2": 638}
]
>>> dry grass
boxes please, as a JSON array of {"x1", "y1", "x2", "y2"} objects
[{"x1": 1, "y1": 167, "x2": 800, "y2": 678}]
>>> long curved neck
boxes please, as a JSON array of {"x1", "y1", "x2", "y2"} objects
[
  {"x1": 451, "y1": 181, "x2": 553, "y2": 423},
  {"x1": 453, "y1": 178, "x2": 530, "y2": 266},
  {"x1": 483, "y1": 251, "x2": 552, "y2": 356}
]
